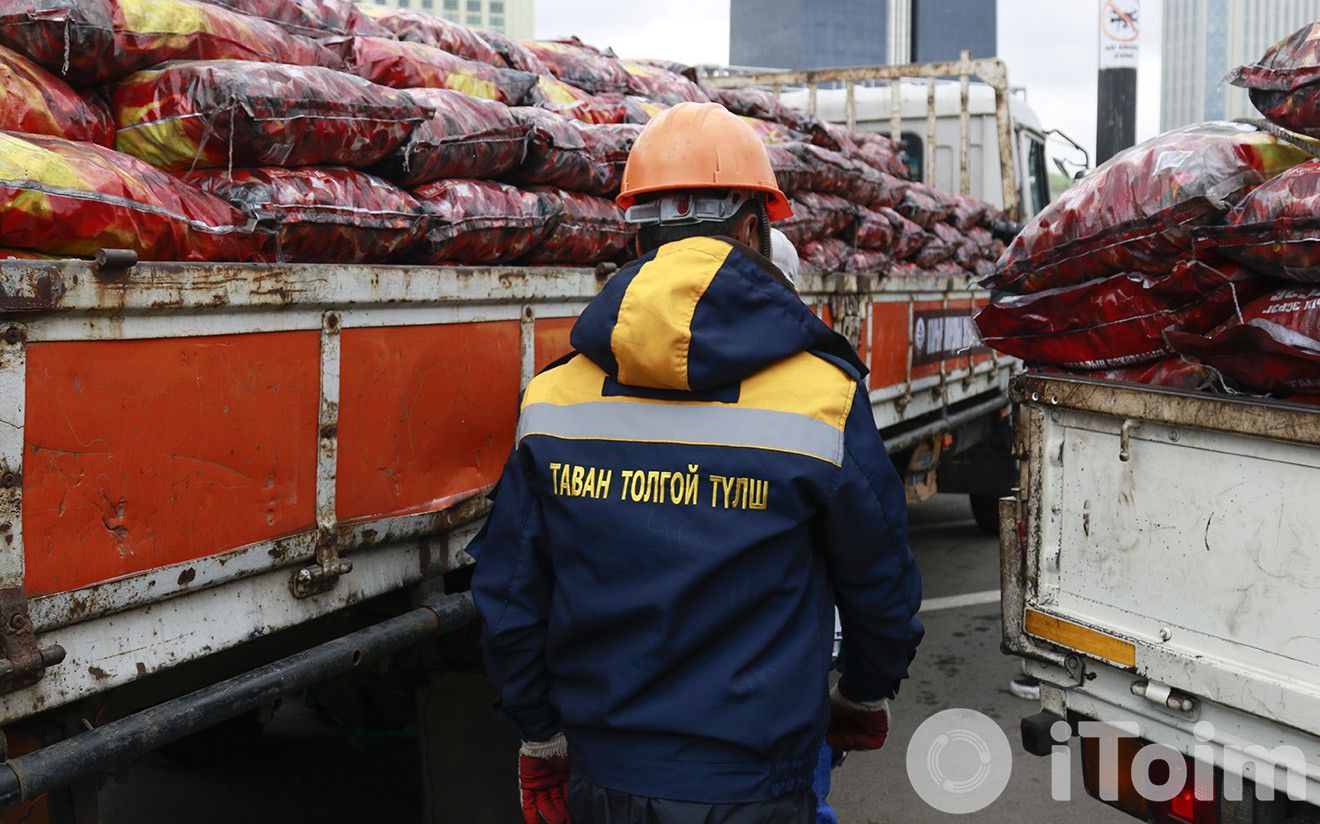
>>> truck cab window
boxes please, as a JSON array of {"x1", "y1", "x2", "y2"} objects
[
  {"x1": 900, "y1": 132, "x2": 923, "y2": 182},
  {"x1": 1025, "y1": 137, "x2": 1049, "y2": 216}
]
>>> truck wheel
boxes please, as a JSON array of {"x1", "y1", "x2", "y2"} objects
[{"x1": 969, "y1": 494, "x2": 1000, "y2": 537}]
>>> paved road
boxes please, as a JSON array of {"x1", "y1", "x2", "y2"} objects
[
  {"x1": 829, "y1": 495, "x2": 1127, "y2": 823},
  {"x1": 102, "y1": 494, "x2": 1128, "y2": 823}
]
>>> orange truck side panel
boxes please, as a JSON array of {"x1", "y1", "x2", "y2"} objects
[
  {"x1": 336, "y1": 322, "x2": 520, "y2": 522},
  {"x1": 869, "y1": 302, "x2": 911, "y2": 390},
  {"x1": 534, "y1": 317, "x2": 575, "y2": 373},
  {"x1": 23, "y1": 333, "x2": 320, "y2": 596}
]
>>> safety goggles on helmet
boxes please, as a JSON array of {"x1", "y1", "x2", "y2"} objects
[{"x1": 623, "y1": 191, "x2": 756, "y2": 227}]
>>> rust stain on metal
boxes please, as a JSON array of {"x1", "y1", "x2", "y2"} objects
[
  {"x1": 176, "y1": 568, "x2": 196, "y2": 586},
  {"x1": 0, "y1": 268, "x2": 58, "y2": 312},
  {"x1": 1015, "y1": 375, "x2": 1320, "y2": 446},
  {"x1": 87, "y1": 665, "x2": 109, "y2": 680}
]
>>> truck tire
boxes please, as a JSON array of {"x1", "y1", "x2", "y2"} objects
[{"x1": 970, "y1": 494, "x2": 1000, "y2": 537}]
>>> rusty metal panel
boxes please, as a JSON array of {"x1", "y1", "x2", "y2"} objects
[
  {"x1": 0, "y1": 534, "x2": 436, "y2": 724},
  {"x1": 0, "y1": 323, "x2": 24, "y2": 592},
  {"x1": 0, "y1": 260, "x2": 601, "y2": 317},
  {"x1": 1013, "y1": 374, "x2": 1320, "y2": 447},
  {"x1": 22, "y1": 332, "x2": 320, "y2": 596},
  {"x1": 335, "y1": 321, "x2": 520, "y2": 523}
]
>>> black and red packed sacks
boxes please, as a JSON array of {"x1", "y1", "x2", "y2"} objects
[
  {"x1": 911, "y1": 235, "x2": 953, "y2": 268},
  {"x1": 766, "y1": 144, "x2": 813, "y2": 195},
  {"x1": 375, "y1": 88, "x2": 528, "y2": 187},
  {"x1": 1073, "y1": 359, "x2": 1219, "y2": 392},
  {"x1": 742, "y1": 117, "x2": 807, "y2": 145},
  {"x1": 794, "y1": 192, "x2": 855, "y2": 239},
  {"x1": 201, "y1": 0, "x2": 389, "y2": 38},
  {"x1": 710, "y1": 87, "x2": 818, "y2": 134},
  {"x1": 475, "y1": 28, "x2": 549, "y2": 74},
  {"x1": 334, "y1": 36, "x2": 536, "y2": 104},
  {"x1": 578, "y1": 123, "x2": 643, "y2": 196},
  {"x1": 851, "y1": 131, "x2": 909, "y2": 179},
  {"x1": 773, "y1": 209, "x2": 823, "y2": 248},
  {"x1": 786, "y1": 142, "x2": 885, "y2": 203},
  {"x1": 948, "y1": 194, "x2": 990, "y2": 232},
  {"x1": 846, "y1": 249, "x2": 892, "y2": 275},
  {"x1": 932, "y1": 222, "x2": 980, "y2": 268},
  {"x1": 1166, "y1": 286, "x2": 1320, "y2": 395},
  {"x1": 621, "y1": 60, "x2": 708, "y2": 105},
  {"x1": 524, "y1": 74, "x2": 627, "y2": 124},
  {"x1": 630, "y1": 57, "x2": 691, "y2": 76},
  {"x1": 809, "y1": 120, "x2": 858, "y2": 154},
  {"x1": 925, "y1": 260, "x2": 967, "y2": 279},
  {"x1": 0, "y1": 131, "x2": 262, "y2": 260},
  {"x1": 523, "y1": 187, "x2": 633, "y2": 264},
  {"x1": 768, "y1": 192, "x2": 851, "y2": 248},
  {"x1": 800, "y1": 238, "x2": 850, "y2": 273},
  {"x1": 866, "y1": 173, "x2": 911, "y2": 211},
  {"x1": 622, "y1": 96, "x2": 667, "y2": 124},
  {"x1": 0, "y1": 44, "x2": 113, "y2": 144},
  {"x1": 413, "y1": 179, "x2": 559, "y2": 264},
  {"x1": 370, "y1": 10, "x2": 500, "y2": 65},
  {"x1": 775, "y1": 194, "x2": 849, "y2": 247},
  {"x1": 184, "y1": 167, "x2": 423, "y2": 263},
  {"x1": 112, "y1": 60, "x2": 430, "y2": 172},
  {"x1": 991, "y1": 122, "x2": 1310, "y2": 294},
  {"x1": 967, "y1": 226, "x2": 995, "y2": 259},
  {"x1": 523, "y1": 37, "x2": 631, "y2": 95},
  {"x1": 896, "y1": 183, "x2": 955, "y2": 228},
  {"x1": 853, "y1": 206, "x2": 895, "y2": 250},
  {"x1": 879, "y1": 206, "x2": 932, "y2": 260},
  {"x1": 506, "y1": 106, "x2": 600, "y2": 193},
  {"x1": 975, "y1": 260, "x2": 1270, "y2": 370},
  {"x1": 890, "y1": 261, "x2": 922, "y2": 278},
  {"x1": 1194, "y1": 159, "x2": 1320, "y2": 283},
  {"x1": 0, "y1": 0, "x2": 340, "y2": 84},
  {"x1": 1229, "y1": 23, "x2": 1320, "y2": 138}
]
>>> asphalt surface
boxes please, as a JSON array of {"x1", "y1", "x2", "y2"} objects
[{"x1": 101, "y1": 494, "x2": 1129, "y2": 823}]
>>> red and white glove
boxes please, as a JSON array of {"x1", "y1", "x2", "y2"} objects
[
  {"x1": 518, "y1": 733, "x2": 572, "y2": 824},
  {"x1": 826, "y1": 683, "x2": 891, "y2": 751}
]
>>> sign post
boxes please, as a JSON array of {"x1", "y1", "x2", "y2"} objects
[{"x1": 1097, "y1": 0, "x2": 1140, "y2": 164}]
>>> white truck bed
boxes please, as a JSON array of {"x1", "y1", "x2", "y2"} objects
[{"x1": 1001, "y1": 374, "x2": 1320, "y2": 803}]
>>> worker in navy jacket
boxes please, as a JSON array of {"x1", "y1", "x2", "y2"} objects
[{"x1": 471, "y1": 102, "x2": 923, "y2": 824}]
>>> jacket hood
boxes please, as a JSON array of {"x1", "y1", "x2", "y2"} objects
[{"x1": 570, "y1": 236, "x2": 866, "y2": 391}]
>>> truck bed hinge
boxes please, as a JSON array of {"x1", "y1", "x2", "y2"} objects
[
  {"x1": 0, "y1": 587, "x2": 64, "y2": 692},
  {"x1": 290, "y1": 533, "x2": 352, "y2": 599}
]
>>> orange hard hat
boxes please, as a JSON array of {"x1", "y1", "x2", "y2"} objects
[{"x1": 617, "y1": 101, "x2": 793, "y2": 221}]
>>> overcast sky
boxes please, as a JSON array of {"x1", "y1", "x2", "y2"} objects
[{"x1": 534, "y1": 0, "x2": 1166, "y2": 166}]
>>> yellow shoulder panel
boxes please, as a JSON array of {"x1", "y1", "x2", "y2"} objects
[
  {"x1": 524, "y1": 348, "x2": 857, "y2": 436},
  {"x1": 521, "y1": 354, "x2": 609, "y2": 409},
  {"x1": 736, "y1": 352, "x2": 858, "y2": 432},
  {"x1": 609, "y1": 237, "x2": 734, "y2": 391}
]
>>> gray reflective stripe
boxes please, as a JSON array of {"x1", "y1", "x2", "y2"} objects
[{"x1": 517, "y1": 401, "x2": 845, "y2": 465}]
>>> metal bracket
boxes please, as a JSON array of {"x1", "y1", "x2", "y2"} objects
[
  {"x1": 292, "y1": 310, "x2": 351, "y2": 599},
  {"x1": 0, "y1": 587, "x2": 64, "y2": 692},
  {"x1": 290, "y1": 533, "x2": 353, "y2": 599}
]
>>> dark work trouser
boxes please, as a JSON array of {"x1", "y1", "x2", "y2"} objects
[{"x1": 567, "y1": 775, "x2": 816, "y2": 824}]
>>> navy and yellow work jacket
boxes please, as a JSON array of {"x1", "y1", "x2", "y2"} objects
[{"x1": 471, "y1": 236, "x2": 923, "y2": 804}]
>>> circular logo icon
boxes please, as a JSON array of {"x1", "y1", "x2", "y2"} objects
[
  {"x1": 914, "y1": 317, "x2": 927, "y2": 351},
  {"x1": 906, "y1": 709, "x2": 1013, "y2": 814}
]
